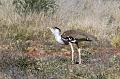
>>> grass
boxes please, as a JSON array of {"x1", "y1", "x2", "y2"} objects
[
  {"x1": 0, "y1": 50, "x2": 120, "y2": 79},
  {"x1": 0, "y1": 0, "x2": 120, "y2": 79}
]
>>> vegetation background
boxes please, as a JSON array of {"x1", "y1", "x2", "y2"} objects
[{"x1": 0, "y1": 0, "x2": 120, "y2": 79}]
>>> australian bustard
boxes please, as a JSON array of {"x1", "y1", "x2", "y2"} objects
[{"x1": 48, "y1": 27, "x2": 97, "y2": 64}]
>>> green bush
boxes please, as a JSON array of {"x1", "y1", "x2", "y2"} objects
[{"x1": 13, "y1": 0, "x2": 58, "y2": 16}]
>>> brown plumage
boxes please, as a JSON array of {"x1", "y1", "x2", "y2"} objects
[{"x1": 62, "y1": 29, "x2": 98, "y2": 44}]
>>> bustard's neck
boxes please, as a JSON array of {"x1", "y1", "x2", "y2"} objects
[{"x1": 53, "y1": 32, "x2": 64, "y2": 44}]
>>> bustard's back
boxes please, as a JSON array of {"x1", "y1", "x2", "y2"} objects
[{"x1": 61, "y1": 29, "x2": 98, "y2": 44}]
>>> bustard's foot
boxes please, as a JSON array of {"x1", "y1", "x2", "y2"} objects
[
  {"x1": 72, "y1": 61, "x2": 74, "y2": 64},
  {"x1": 79, "y1": 61, "x2": 82, "y2": 64},
  {"x1": 75, "y1": 61, "x2": 81, "y2": 64},
  {"x1": 75, "y1": 61, "x2": 82, "y2": 64}
]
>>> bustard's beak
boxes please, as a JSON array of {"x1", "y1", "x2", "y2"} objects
[
  {"x1": 47, "y1": 27, "x2": 54, "y2": 30},
  {"x1": 47, "y1": 27, "x2": 54, "y2": 33},
  {"x1": 47, "y1": 27, "x2": 52, "y2": 30},
  {"x1": 47, "y1": 27, "x2": 50, "y2": 29},
  {"x1": 47, "y1": 27, "x2": 51, "y2": 31}
]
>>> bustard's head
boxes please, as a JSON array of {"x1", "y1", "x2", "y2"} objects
[
  {"x1": 47, "y1": 27, "x2": 64, "y2": 44},
  {"x1": 48, "y1": 27, "x2": 61, "y2": 35}
]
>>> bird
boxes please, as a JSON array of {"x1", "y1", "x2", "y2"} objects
[{"x1": 48, "y1": 27, "x2": 98, "y2": 64}]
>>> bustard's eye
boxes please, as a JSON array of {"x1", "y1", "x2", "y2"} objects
[
  {"x1": 54, "y1": 27, "x2": 61, "y2": 32},
  {"x1": 69, "y1": 38, "x2": 71, "y2": 40},
  {"x1": 68, "y1": 36, "x2": 74, "y2": 40},
  {"x1": 86, "y1": 37, "x2": 92, "y2": 41}
]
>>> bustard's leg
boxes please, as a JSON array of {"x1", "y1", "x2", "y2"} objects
[
  {"x1": 69, "y1": 42, "x2": 74, "y2": 64},
  {"x1": 78, "y1": 48, "x2": 82, "y2": 64},
  {"x1": 76, "y1": 42, "x2": 82, "y2": 64}
]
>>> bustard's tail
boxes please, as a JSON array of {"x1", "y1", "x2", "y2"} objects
[
  {"x1": 86, "y1": 34, "x2": 99, "y2": 46},
  {"x1": 76, "y1": 29, "x2": 99, "y2": 45}
]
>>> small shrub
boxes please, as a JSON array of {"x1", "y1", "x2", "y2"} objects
[
  {"x1": 4, "y1": 24, "x2": 35, "y2": 52},
  {"x1": 11, "y1": 28, "x2": 34, "y2": 51},
  {"x1": 15, "y1": 56, "x2": 37, "y2": 71},
  {"x1": 13, "y1": 0, "x2": 58, "y2": 16},
  {"x1": 111, "y1": 35, "x2": 120, "y2": 47},
  {"x1": 81, "y1": 50, "x2": 92, "y2": 63},
  {"x1": 96, "y1": 72, "x2": 107, "y2": 79}
]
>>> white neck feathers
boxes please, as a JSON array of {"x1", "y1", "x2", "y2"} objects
[
  {"x1": 50, "y1": 28, "x2": 64, "y2": 44},
  {"x1": 53, "y1": 33, "x2": 64, "y2": 44}
]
